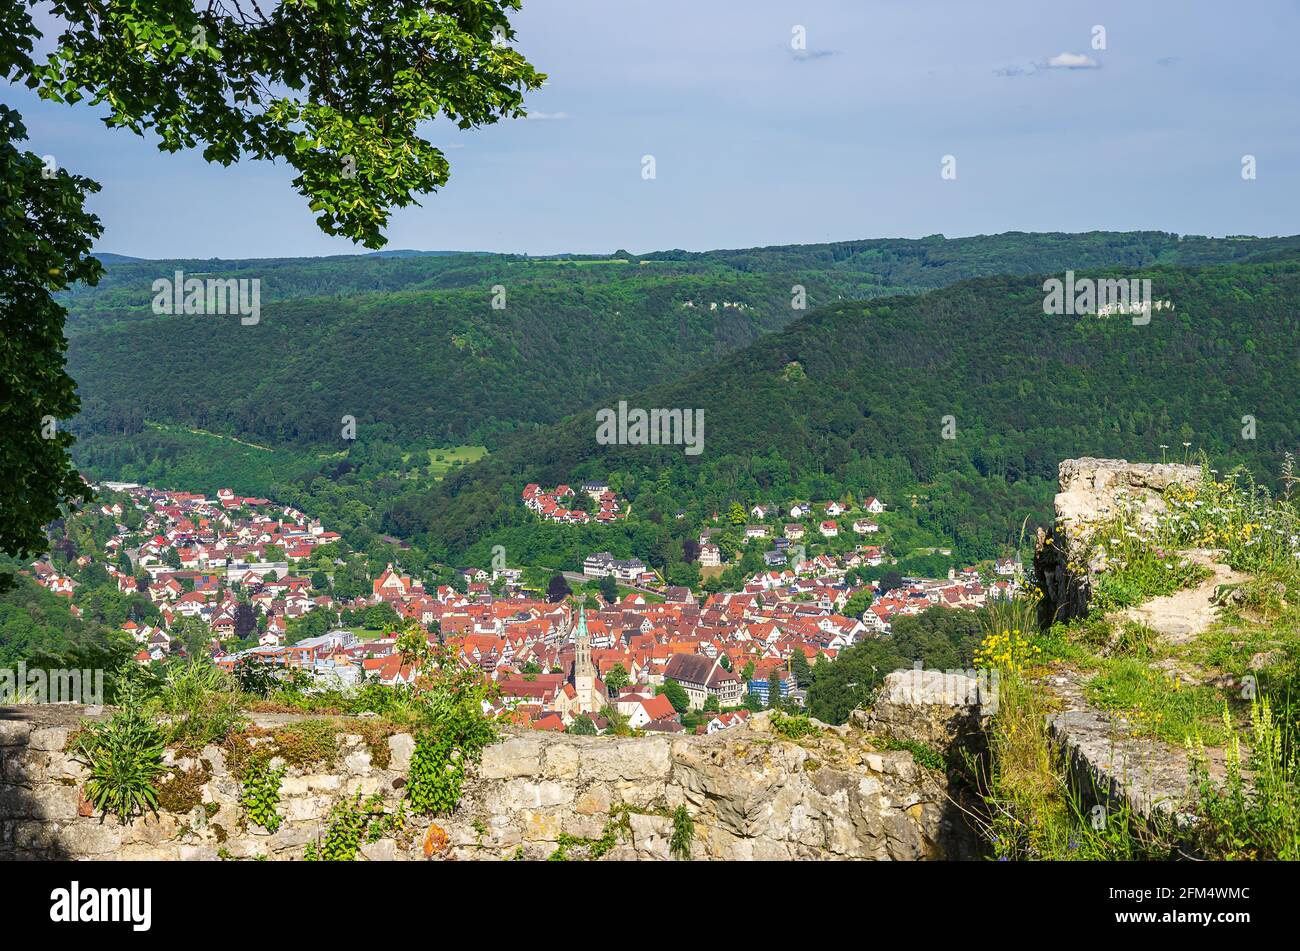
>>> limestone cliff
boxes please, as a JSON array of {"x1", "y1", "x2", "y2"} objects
[{"x1": 1033, "y1": 456, "x2": 1203, "y2": 624}]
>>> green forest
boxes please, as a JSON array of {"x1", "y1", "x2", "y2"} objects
[
  {"x1": 63, "y1": 232, "x2": 1300, "y2": 573},
  {"x1": 390, "y1": 257, "x2": 1300, "y2": 565}
]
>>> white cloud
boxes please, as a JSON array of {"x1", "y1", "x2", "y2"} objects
[
  {"x1": 997, "y1": 51, "x2": 1103, "y2": 77},
  {"x1": 1045, "y1": 52, "x2": 1100, "y2": 70},
  {"x1": 524, "y1": 111, "x2": 572, "y2": 121}
]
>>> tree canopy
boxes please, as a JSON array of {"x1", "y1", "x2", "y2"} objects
[{"x1": 0, "y1": 0, "x2": 543, "y2": 559}]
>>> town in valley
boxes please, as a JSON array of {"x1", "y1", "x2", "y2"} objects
[{"x1": 27, "y1": 478, "x2": 1024, "y2": 735}]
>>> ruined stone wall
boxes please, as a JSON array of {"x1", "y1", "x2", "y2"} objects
[
  {"x1": 1034, "y1": 457, "x2": 1203, "y2": 624},
  {"x1": 0, "y1": 677, "x2": 985, "y2": 861}
]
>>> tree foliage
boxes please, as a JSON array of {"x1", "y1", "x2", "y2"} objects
[{"x1": 0, "y1": 0, "x2": 543, "y2": 557}]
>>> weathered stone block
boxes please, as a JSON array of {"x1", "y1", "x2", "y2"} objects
[
  {"x1": 29, "y1": 727, "x2": 68, "y2": 752},
  {"x1": 578, "y1": 738, "x2": 671, "y2": 782},
  {"x1": 0, "y1": 720, "x2": 33, "y2": 746},
  {"x1": 478, "y1": 736, "x2": 544, "y2": 780},
  {"x1": 543, "y1": 743, "x2": 579, "y2": 780},
  {"x1": 388, "y1": 733, "x2": 415, "y2": 773}
]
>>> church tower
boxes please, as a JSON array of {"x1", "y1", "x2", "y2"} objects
[{"x1": 572, "y1": 603, "x2": 596, "y2": 712}]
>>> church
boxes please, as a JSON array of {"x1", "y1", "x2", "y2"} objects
[{"x1": 557, "y1": 604, "x2": 607, "y2": 722}]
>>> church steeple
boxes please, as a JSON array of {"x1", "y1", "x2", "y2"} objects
[{"x1": 572, "y1": 602, "x2": 596, "y2": 712}]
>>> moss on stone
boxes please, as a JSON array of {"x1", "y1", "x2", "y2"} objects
[{"x1": 157, "y1": 764, "x2": 212, "y2": 813}]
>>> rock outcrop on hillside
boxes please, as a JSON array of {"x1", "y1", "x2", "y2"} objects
[
  {"x1": 1034, "y1": 457, "x2": 1203, "y2": 624},
  {"x1": 1030, "y1": 457, "x2": 1244, "y2": 835},
  {"x1": 0, "y1": 675, "x2": 987, "y2": 861}
]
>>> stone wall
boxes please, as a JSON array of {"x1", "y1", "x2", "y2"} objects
[
  {"x1": 1030, "y1": 457, "x2": 1221, "y2": 830},
  {"x1": 1033, "y1": 457, "x2": 1203, "y2": 624},
  {"x1": 0, "y1": 675, "x2": 985, "y2": 861}
]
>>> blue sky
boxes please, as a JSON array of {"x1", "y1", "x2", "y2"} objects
[{"x1": 10, "y1": 0, "x2": 1300, "y2": 258}]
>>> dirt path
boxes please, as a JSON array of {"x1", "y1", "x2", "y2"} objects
[{"x1": 1119, "y1": 549, "x2": 1248, "y2": 645}]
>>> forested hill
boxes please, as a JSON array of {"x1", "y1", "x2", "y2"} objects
[
  {"x1": 388, "y1": 256, "x2": 1300, "y2": 561},
  {"x1": 65, "y1": 231, "x2": 1300, "y2": 453}
]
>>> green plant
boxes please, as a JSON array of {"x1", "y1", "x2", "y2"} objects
[
  {"x1": 669, "y1": 805, "x2": 694, "y2": 861},
  {"x1": 1189, "y1": 698, "x2": 1300, "y2": 860},
  {"x1": 403, "y1": 647, "x2": 498, "y2": 815},
  {"x1": 239, "y1": 756, "x2": 285, "y2": 833},
  {"x1": 882, "y1": 737, "x2": 945, "y2": 771},
  {"x1": 1081, "y1": 505, "x2": 1211, "y2": 613},
  {"x1": 303, "y1": 792, "x2": 403, "y2": 861},
  {"x1": 268, "y1": 719, "x2": 339, "y2": 769},
  {"x1": 970, "y1": 666, "x2": 1173, "y2": 860},
  {"x1": 156, "y1": 762, "x2": 212, "y2": 814},
  {"x1": 73, "y1": 693, "x2": 166, "y2": 823},
  {"x1": 770, "y1": 711, "x2": 817, "y2": 740},
  {"x1": 981, "y1": 592, "x2": 1041, "y2": 642},
  {"x1": 1085, "y1": 657, "x2": 1227, "y2": 746},
  {"x1": 156, "y1": 658, "x2": 244, "y2": 747}
]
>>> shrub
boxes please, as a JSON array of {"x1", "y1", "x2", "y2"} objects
[
  {"x1": 73, "y1": 686, "x2": 166, "y2": 823},
  {"x1": 403, "y1": 645, "x2": 498, "y2": 816}
]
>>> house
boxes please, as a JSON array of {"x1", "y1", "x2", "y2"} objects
[
  {"x1": 744, "y1": 524, "x2": 770, "y2": 541},
  {"x1": 824, "y1": 501, "x2": 845, "y2": 517},
  {"x1": 612, "y1": 558, "x2": 647, "y2": 582},
  {"x1": 789, "y1": 502, "x2": 811, "y2": 519},
  {"x1": 664, "y1": 586, "x2": 697, "y2": 605},
  {"x1": 373, "y1": 563, "x2": 418, "y2": 599},
  {"x1": 784, "y1": 524, "x2": 805, "y2": 541},
  {"x1": 764, "y1": 550, "x2": 788, "y2": 567},
  {"x1": 663, "y1": 653, "x2": 744, "y2": 709},
  {"x1": 852, "y1": 519, "x2": 879, "y2": 534},
  {"x1": 748, "y1": 668, "x2": 796, "y2": 704},
  {"x1": 699, "y1": 543, "x2": 722, "y2": 567},
  {"x1": 705, "y1": 710, "x2": 749, "y2": 734},
  {"x1": 581, "y1": 552, "x2": 643, "y2": 580},
  {"x1": 819, "y1": 520, "x2": 839, "y2": 538},
  {"x1": 864, "y1": 496, "x2": 886, "y2": 514},
  {"x1": 584, "y1": 552, "x2": 614, "y2": 577},
  {"x1": 750, "y1": 504, "x2": 773, "y2": 520},
  {"x1": 614, "y1": 692, "x2": 679, "y2": 729}
]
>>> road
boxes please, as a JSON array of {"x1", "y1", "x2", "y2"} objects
[{"x1": 560, "y1": 571, "x2": 664, "y2": 598}]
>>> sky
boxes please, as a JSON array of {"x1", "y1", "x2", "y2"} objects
[{"x1": 9, "y1": 0, "x2": 1300, "y2": 258}]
